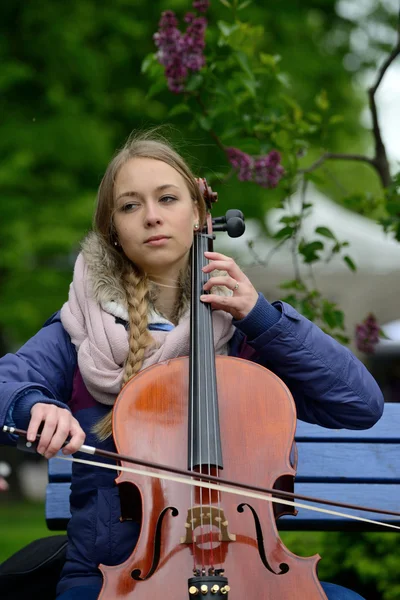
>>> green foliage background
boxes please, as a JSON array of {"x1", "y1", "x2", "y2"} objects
[
  {"x1": 1, "y1": 1, "x2": 399, "y2": 597},
  {"x1": 2, "y1": 0, "x2": 396, "y2": 348}
]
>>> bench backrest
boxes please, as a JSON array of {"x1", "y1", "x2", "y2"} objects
[{"x1": 46, "y1": 403, "x2": 400, "y2": 531}]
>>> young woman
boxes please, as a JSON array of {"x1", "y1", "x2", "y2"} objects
[{"x1": 0, "y1": 133, "x2": 383, "y2": 599}]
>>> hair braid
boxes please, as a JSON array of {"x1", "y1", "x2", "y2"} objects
[
  {"x1": 93, "y1": 263, "x2": 153, "y2": 441},
  {"x1": 122, "y1": 265, "x2": 153, "y2": 384}
]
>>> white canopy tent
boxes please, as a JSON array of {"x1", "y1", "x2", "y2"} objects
[{"x1": 216, "y1": 188, "x2": 400, "y2": 353}]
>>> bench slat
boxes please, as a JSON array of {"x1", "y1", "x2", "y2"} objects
[
  {"x1": 46, "y1": 482, "x2": 71, "y2": 531},
  {"x1": 295, "y1": 404, "x2": 400, "y2": 442},
  {"x1": 296, "y1": 443, "x2": 400, "y2": 482},
  {"x1": 279, "y1": 483, "x2": 400, "y2": 531},
  {"x1": 48, "y1": 457, "x2": 74, "y2": 482},
  {"x1": 46, "y1": 482, "x2": 400, "y2": 532}
]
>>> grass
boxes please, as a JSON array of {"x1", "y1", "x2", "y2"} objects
[{"x1": 0, "y1": 500, "x2": 63, "y2": 563}]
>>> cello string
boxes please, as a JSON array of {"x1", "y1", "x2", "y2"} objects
[
  {"x1": 55, "y1": 454, "x2": 400, "y2": 531},
  {"x1": 190, "y1": 234, "x2": 198, "y2": 572},
  {"x1": 204, "y1": 237, "x2": 216, "y2": 570},
  {"x1": 189, "y1": 233, "x2": 198, "y2": 575},
  {"x1": 206, "y1": 253, "x2": 222, "y2": 570},
  {"x1": 196, "y1": 232, "x2": 206, "y2": 571}
]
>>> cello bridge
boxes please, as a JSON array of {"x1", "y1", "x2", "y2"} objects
[{"x1": 180, "y1": 506, "x2": 236, "y2": 544}]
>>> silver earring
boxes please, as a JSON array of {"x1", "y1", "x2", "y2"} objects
[{"x1": 194, "y1": 223, "x2": 199, "y2": 230}]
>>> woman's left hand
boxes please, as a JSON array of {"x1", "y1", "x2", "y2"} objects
[{"x1": 200, "y1": 251, "x2": 259, "y2": 320}]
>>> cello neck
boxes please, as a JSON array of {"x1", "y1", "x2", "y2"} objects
[{"x1": 188, "y1": 230, "x2": 223, "y2": 471}]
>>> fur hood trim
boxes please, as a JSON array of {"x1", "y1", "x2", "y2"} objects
[{"x1": 79, "y1": 231, "x2": 232, "y2": 325}]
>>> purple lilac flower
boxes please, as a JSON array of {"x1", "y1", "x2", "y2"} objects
[
  {"x1": 182, "y1": 17, "x2": 207, "y2": 71},
  {"x1": 355, "y1": 314, "x2": 381, "y2": 354},
  {"x1": 254, "y1": 151, "x2": 285, "y2": 188},
  {"x1": 193, "y1": 0, "x2": 210, "y2": 13},
  {"x1": 184, "y1": 12, "x2": 196, "y2": 24},
  {"x1": 226, "y1": 147, "x2": 254, "y2": 182},
  {"x1": 154, "y1": 7, "x2": 208, "y2": 94},
  {"x1": 226, "y1": 147, "x2": 285, "y2": 188}
]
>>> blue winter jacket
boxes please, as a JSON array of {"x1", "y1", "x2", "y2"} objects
[{"x1": 0, "y1": 294, "x2": 384, "y2": 595}]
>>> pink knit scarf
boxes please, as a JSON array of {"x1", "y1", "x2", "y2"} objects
[{"x1": 61, "y1": 252, "x2": 235, "y2": 405}]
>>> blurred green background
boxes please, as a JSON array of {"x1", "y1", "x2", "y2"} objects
[
  {"x1": 1, "y1": 0, "x2": 399, "y2": 598},
  {"x1": 2, "y1": 0, "x2": 397, "y2": 350}
]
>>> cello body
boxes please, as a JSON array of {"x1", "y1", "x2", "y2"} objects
[
  {"x1": 98, "y1": 355, "x2": 327, "y2": 599},
  {"x1": 98, "y1": 180, "x2": 327, "y2": 599}
]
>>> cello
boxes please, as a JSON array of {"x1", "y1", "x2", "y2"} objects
[{"x1": 97, "y1": 178, "x2": 328, "y2": 599}]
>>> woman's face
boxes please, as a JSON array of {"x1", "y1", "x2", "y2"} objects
[{"x1": 113, "y1": 157, "x2": 199, "y2": 279}]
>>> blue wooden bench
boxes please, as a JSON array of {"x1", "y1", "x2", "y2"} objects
[{"x1": 46, "y1": 403, "x2": 400, "y2": 532}]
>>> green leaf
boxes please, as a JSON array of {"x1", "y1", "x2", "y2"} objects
[
  {"x1": 217, "y1": 21, "x2": 239, "y2": 38},
  {"x1": 315, "y1": 89, "x2": 329, "y2": 111},
  {"x1": 196, "y1": 114, "x2": 212, "y2": 131},
  {"x1": 307, "y1": 112, "x2": 322, "y2": 123},
  {"x1": 280, "y1": 215, "x2": 300, "y2": 225},
  {"x1": 305, "y1": 241, "x2": 324, "y2": 251},
  {"x1": 299, "y1": 240, "x2": 324, "y2": 263},
  {"x1": 343, "y1": 255, "x2": 357, "y2": 272},
  {"x1": 329, "y1": 115, "x2": 344, "y2": 125},
  {"x1": 242, "y1": 77, "x2": 257, "y2": 97},
  {"x1": 253, "y1": 122, "x2": 274, "y2": 134},
  {"x1": 146, "y1": 78, "x2": 166, "y2": 99},
  {"x1": 315, "y1": 226, "x2": 336, "y2": 240},
  {"x1": 281, "y1": 95, "x2": 303, "y2": 121},
  {"x1": 238, "y1": 0, "x2": 252, "y2": 10},
  {"x1": 168, "y1": 104, "x2": 191, "y2": 117},
  {"x1": 273, "y1": 130, "x2": 290, "y2": 149},
  {"x1": 273, "y1": 225, "x2": 294, "y2": 240},
  {"x1": 276, "y1": 73, "x2": 290, "y2": 88},
  {"x1": 279, "y1": 279, "x2": 307, "y2": 292},
  {"x1": 185, "y1": 74, "x2": 204, "y2": 92},
  {"x1": 218, "y1": 0, "x2": 232, "y2": 7},
  {"x1": 236, "y1": 51, "x2": 254, "y2": 80},
  {"x1": 259, "y1": 53, "x2": 281, "y2": 68},
  {"x1": 141, "y1": 53, "x2": 156, "y2": 74},
  {"x1": 322, "y1": 302, "x2": 345, "y2": 330}
]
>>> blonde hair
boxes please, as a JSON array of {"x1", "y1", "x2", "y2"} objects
[{"x1": 93, "y1": 130, "x2": 206, "y2": 440}]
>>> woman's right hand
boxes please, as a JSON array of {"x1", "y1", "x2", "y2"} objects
[{"x1": 28, "y1": 403, "x2": 86, "y2": 459}]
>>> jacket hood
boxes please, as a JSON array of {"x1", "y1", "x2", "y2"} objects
[
  {"x1": 79, "y1": 231, "x2": 231, "y2": 325},
  {"x1": 80, "y1": 231, "x2": 129, "y2": 320}
]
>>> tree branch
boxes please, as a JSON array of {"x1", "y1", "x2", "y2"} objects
[
  {"x1": 302, "y1": 21, "x2": 400, "y2": 189},
  {"x1": 300, "y1": 152, "x2": 376, "y2": 174},
  {"x1": 367, "y1": 38, "x2": 400, "y2": 188}
]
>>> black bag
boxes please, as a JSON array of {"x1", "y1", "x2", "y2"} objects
[{"x1": 0, "y1": 535, "x2": 67, "y2": 600}]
